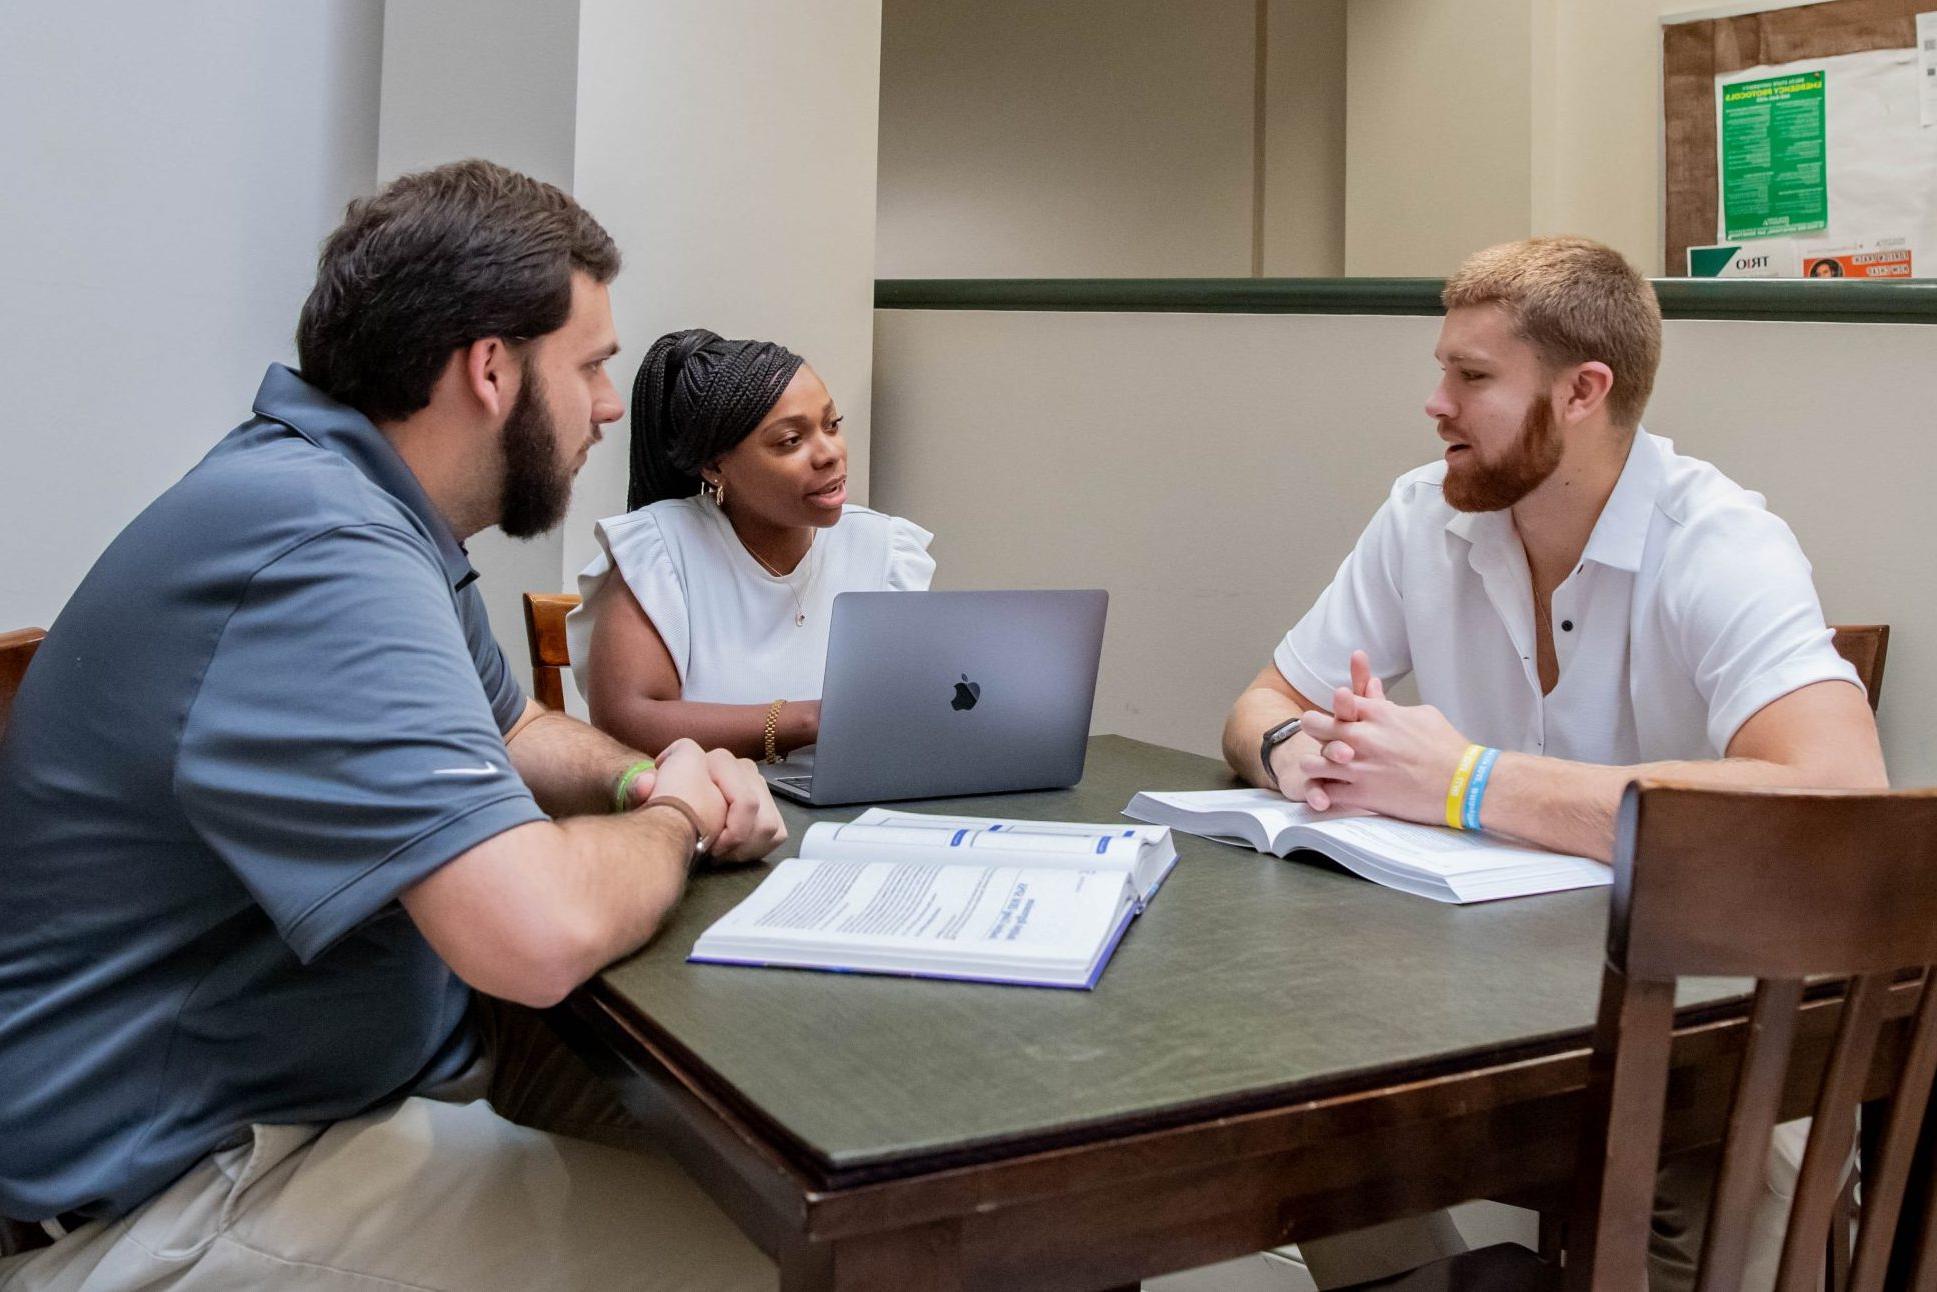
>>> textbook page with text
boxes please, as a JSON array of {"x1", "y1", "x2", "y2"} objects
[
  {"x1": 689, "y1": 808, "x2": 1177, "y2": 988},
  {"x1": 1124, "y1": 788, "x2": 1606, "y2": 904}
]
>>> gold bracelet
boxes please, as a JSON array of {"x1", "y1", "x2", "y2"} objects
[{"x1": 763, "y1": 699, "x2": 785, "y2": 764}]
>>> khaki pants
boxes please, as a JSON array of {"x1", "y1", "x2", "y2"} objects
[{"x1": 0, "y1": 1000, "x2": 773, "y2": 1292}]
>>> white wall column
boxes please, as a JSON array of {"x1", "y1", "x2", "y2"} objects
[
  {"x1": 565, "y1": 0, "x2": 885, "y2": 585},
  {"x1": 377, "y1": 0, "x2": 583, "y2": 669}
]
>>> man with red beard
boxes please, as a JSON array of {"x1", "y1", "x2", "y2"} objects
[{"x1": 1222, "y1": 236, "x2": 1883, "y2": 1289}]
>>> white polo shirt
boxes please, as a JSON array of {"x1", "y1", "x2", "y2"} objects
[{"x1": 1274, "y1": 431, "x2": 1859, "y2": 764}]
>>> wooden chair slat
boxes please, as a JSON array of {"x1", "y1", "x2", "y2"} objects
[
  {"x1": 1851, "y1": 978, "x2": 1937, "y2": 1292},
  {"x1": 0, "y1": 626, "x2": 47, "y2": 738},
  {"x1": 521, "y1": 593, "x2": 579, "y2": 711},
  {"x1": 1913, "y1": 1185, "x2": 1937, "y2": 1292},
  {"x1": 1830, "y1": 1192, "x2": 1854, "y2": 1292},
  {"x1": 1696, "y1": 978, "x2": 1805, "y2": 1292},
  {"x1": 1830, "y1": 624, "x2": 1889, "y2": 713},
  {"x1": 0, "y1": 627, "x2": 51, "y2": 1254},
  {"x1": 1566, "y1": 970, "x2": 1676, "y2": 1292},
  {"x1": 1776, "y1": 973, "x2": 1892, "y2": 1292}
]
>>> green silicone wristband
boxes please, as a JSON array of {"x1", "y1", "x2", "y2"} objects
[{"x1": 613, "y1": 758, "x2": 656, "y2": 813}]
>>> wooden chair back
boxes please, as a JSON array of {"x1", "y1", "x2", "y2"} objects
[
  {"x1": 0, "y1": 626, "x2": 46, "y2": 739},
  {"x1": 1, "y1": 629, "x2": 51, "y2": 1257},
  {"x1": 1567, "y1": 781, "x2": 1937, "y2": 1291},
  {"x1": 522, "y1": 593, "x2": 579, "y2": 710},
  {"x1": 1830, "y1": 624, "x2": 1889, "y2": 713}
]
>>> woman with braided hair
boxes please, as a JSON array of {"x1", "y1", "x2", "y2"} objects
[{"x1": 566, "y1": 328, "x2": 935, "y2": 764}]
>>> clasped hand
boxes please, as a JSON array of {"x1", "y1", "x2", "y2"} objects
[
  {"x1": 1278, "y1": 651, "x2": 1474, "y2": 824},
  {"x1": 622, "y1": 737, "x2": 788, "y2": 861}
]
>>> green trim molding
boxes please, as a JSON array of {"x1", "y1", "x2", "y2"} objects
[{"x1": 875, "y1": 276, "x2": 1937, "y2": 324}]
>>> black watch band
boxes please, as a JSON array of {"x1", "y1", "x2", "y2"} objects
[{"x1": 1259, "y1": 717, "x2": 1302, "y2": 790}]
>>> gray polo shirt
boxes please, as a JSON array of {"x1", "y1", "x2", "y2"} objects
[{"x1": 0, "y1": 365, "x2": 548, "y2": 1222}]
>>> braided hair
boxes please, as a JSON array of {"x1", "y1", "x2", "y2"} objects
[{"x1": 627, "y1": 328, "x2": 806, "y2": 511}]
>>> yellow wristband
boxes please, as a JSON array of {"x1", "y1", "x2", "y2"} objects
[
  {"x1": 613, "y1": 758, "x2": 656, "y2": 813},
  {"x1": 1444, "y1": 743, "x2": 1484, "y2": 830}
]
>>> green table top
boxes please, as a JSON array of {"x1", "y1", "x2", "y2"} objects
[{"x1": 595, "y1": 735, "x2": 1745, "y2": 1179}]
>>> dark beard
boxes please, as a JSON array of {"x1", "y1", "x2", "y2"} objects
[
  {"x1": 1442, "y1": 393, "x2": 1563, "y2": 513},
  {"x1": 498, "y1": 362, "x2": 573, "y2": 539}
]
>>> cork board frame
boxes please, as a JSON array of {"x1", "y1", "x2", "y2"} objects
[{"x1": 1664, "y1": 0, "x2": 1923, "y2": 274}]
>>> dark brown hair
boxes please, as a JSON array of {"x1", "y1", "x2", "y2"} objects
[{"x1": 296, "y1": 159, "x2": 620, "y2": 422}]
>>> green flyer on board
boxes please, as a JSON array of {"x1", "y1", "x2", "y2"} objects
[{"x1": 1720, "y1": 70, "x2": 1827, "y2": 240}]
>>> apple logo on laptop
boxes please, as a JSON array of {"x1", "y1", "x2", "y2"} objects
[{"x1": 951, "y1": 674, "x2": 981, "y2": 711}]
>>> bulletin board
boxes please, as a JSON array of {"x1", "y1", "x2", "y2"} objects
[{"x1": 1664, "y1": 0, "x2": 1935, "y2": 276}]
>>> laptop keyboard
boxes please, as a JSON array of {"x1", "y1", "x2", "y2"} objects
[{"x1": 772, "y1": 774, "x2": 813, "y2": 792}]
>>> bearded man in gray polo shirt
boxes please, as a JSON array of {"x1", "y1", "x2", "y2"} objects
[{"x1": 0, "y1": 161, "x2": 783, "y2": 1290}]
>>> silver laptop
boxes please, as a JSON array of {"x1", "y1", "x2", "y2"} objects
[{"x1": 760, "y1": 589, "x2": 1108, "y2": 805}]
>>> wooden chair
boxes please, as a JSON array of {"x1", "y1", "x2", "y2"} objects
[
  {"x1": 522, "y1": 592, "x2": 579, "y2": 710},
  {"x1": 1343, "y1": 780, "x2": 1937, "y2": 1292},
  {"x1": 0, "y1": 626, "x2": 45, "y2": 738},
  {"x1": 1825, "y1": 625, "x2": 1892, "y2": 1288},
  {"x1": 1, "y1": 628, "x2": 50, "y2": 1258},
  {"x1": 1831, "y1": 624, "x2": 1890, "y2": 713},
  {"x1": 1516, "y1": 622, "x2": 1890, "y2": 1269}
]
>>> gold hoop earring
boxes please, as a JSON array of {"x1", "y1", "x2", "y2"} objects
[{"x1": 705, "y1": 478, "x2": 726, "y2": 507}]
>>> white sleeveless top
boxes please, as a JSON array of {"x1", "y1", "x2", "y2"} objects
[{"x1": 567, "y1": 497, "x2": 936, "y2": 704}]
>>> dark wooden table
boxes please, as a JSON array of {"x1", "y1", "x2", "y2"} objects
[{"x1": 563, "y1": 735, "x2": 1919, "y2": 1291}]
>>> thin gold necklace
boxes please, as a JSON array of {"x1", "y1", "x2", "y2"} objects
[{"x1": 745, "y1": 533, "x2": 816, "y2": 627}]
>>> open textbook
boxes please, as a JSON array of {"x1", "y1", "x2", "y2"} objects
[
  {"x1": 689, "y1": 808, "x2": 1179, "y2": 989},
  {"x1": 1123, "y1": 788, "x2": 1607, "y2": 904}
]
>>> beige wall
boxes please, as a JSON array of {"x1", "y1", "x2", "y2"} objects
[
  {"x1": 875, "y1": 0, "x2": 1258, "y2": 278},
  {"x1": 1344, "y1": 0, "x2": 1534, "y2": 276},
  {"x1": 875, "y1": 0, "x2": 1690, "y2": 280},
  {"x1": 870, "y1": 307, "x2": 1935, "y2": 783},
  {"x1": 1264, "y1": 0, "x2": 1349, "y2": 276},
  {"x1": 876, "y1": 0, "x2": 1349, "y2": 279},
  {"x1": 378, "y1": 0, "x2": 581, "y2": 676}
]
